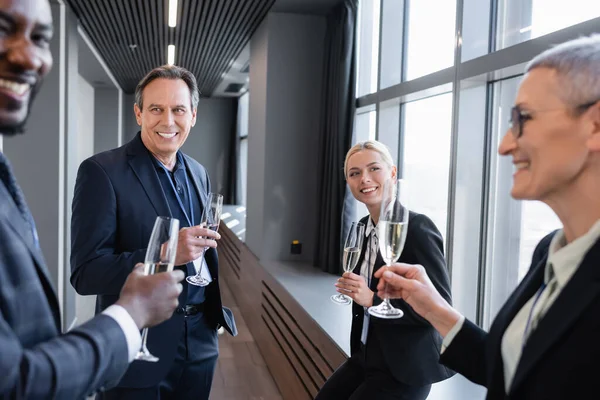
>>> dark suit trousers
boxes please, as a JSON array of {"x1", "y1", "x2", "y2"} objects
[
  {"x1": 315, "y1": 327, "x2": 431, "y2": 400},
  {"x1": 98, "y1": 312, "x2": 219, "y2": 400}
]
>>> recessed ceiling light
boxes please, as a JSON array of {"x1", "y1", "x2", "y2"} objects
[
  {"x1": 168, "y1": 45, "x2": 176, "y2": 65},
  {"x1": 168, "y1": 0, "x2": 178, "y2": 27}
]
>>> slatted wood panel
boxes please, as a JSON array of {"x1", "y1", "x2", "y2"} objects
[
  {"x1": 219, "y1": 224, "x2": 241, "y2": 279},
  {"x1": 65, "y1": 0, "x2": 275, "y2": 95},
  {"x1": 218, "y1": 225, "x2": 347, "y2": 400}
]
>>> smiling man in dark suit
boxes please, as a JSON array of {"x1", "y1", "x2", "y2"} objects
[
  {"x1": 0, "y1": 1, "x2": 185, "y2": 399},
  {"x1": 70, "y1": 64, "x2": 236, "y2": 400}
]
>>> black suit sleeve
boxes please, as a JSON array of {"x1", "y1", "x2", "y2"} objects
[
  {"x1": 70, "y1": 158, "x2": 146, "y2": 296},
  {"x1": 440, "y1": 230, "x2": 557, "y2": 386},
  {"x1": 0, "y1": 312, "x2": 129, "y2": 399}
]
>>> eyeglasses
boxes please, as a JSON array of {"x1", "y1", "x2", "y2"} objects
[{"x1": 509, "y1": 100, "x2": 599, "y2": 139}]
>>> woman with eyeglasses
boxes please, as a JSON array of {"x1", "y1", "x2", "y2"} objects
[
  {"x1": 374, "y1": 34, "x2": 600, "y2": 400},
  {"x1": 315, "y1": 140, "x2": 455, "y2": 400}
]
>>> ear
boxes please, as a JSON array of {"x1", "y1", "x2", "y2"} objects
[
  {"x1": 134, "y1": 103, "x2": 142, "y2": 126},
  {"x1": 191, "y1": 108, "x2": 197, "y2": 127},
  {"x1": 586, "y1": 102, "x2": 600, "y2": 152},
  {"x1": 391, "y1": 165, "x2": 397, "y2": 180}
]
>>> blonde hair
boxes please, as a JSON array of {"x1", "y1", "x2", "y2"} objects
[{"x1": 344, "y1": 140, "x2": 395, "y2": 178}]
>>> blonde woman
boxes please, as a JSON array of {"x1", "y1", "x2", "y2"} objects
[{"x1": 316, "y1": 140, "x2": 455, "y2": 400}]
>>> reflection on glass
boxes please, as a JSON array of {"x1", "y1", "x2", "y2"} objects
[
  {"x1": 497, "y1": 0, "x2": 600, "y2": 50},
  {"x1": 405, "y1": 0, "x2": 456, "y2": 80},
  {"x1": 356, "y1": 0, "x2": 381, "y2": 97},
  {"x1": 402, "y1": 93, "x2": 452, "y2": 242}
]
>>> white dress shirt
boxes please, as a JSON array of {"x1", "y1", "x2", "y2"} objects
[
  {"x1": 443, "y1": 219, "x2": 600, "y2": 394},
  {"x1": 101, "y1": 305, "x2": 142, "y2": 362}
]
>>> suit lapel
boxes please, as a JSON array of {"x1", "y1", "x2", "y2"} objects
[
  {"x1": 182, "y1": 155, "x2": 208, "y2": 215},
  {"x1": 0, "y1": 184, "x2": 61, "y2": 330},
  {"x1": 511, "y1": 238, "x2": 600, "y2": 392},
  {"x1": 127, "y1": 136, "x2": 170, "y2": 218}
]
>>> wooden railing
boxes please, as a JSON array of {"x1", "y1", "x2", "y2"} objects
[{"x1": 218, "y1": 225, "x2": 347, "y2": 400}]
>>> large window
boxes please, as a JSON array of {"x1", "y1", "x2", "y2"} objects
[
  {"x1": 354, "y1": 0, "x2": 596, "y2": 333},
  {"x1": 497, "y1": 0, "x2": 600, "y2": 49},
  {"x1": 356, "y1": 0, "x2": 381, "y2": 97},
  {"x1": 353, "y1": 2, "x2": 598, "y2": 397},
  {"x1": 402, "y1": 93, "x2": 452, "y2": 240},
  {"x1": 405, "y1": 0, "x2": 457, "y2": 80}
]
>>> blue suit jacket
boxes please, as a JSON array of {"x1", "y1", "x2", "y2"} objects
[
  {"x1": 0, "y1": 155, "x2": 129, "y2": 399},
  {"x1": 70, "y1": 133, "x2": 236, "y2": 388},
  {"x1": 441, "y1": 230, "x2": 600, "y2": 399}
]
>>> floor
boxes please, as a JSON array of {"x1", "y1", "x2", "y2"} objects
[{"x1": 209, "y1": 278, "x2": 283, "y2": 400}]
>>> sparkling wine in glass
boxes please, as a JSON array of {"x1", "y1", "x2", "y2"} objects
[
  {"x1": 368, "y1": 178, "x2": 408, "y2": 319},
  {"x1": 135, "y1": 216, "x2": 179, "y2": 362},
  {"x1": 186, "y1": 193, "x2": 223, "y2": 287},
  {"x1": 331, "y1": 221, "x2": 365, "y2": 305}
]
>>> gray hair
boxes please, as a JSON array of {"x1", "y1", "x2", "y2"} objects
[
  {"x1": 134, "y1": 64, "x2": 200, "y2": 110},
  {"x1": 526, "y1": 34, "x2": 600, "y2": 108}
]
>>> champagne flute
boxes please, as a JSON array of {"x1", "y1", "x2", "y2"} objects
[
  {"x1": 186, "y1": 193, "x2": 223, "y2": 287},
  {"x1": 135, "y1": 216, "x2": 180, "y2": 362},
  {"x1": 331, "y1": 221, "x2": 365, "y2": 305},
  {"x1": 368, "y1": 178, "x2": 408, "y2": 319}
]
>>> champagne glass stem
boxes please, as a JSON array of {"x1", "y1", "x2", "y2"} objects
[
  {"x1": 140, "y1": 327, "x2": 150, "y2": 352},
  {"x1": 193, "y1": 246, "x2": 208, "y2": 279}
]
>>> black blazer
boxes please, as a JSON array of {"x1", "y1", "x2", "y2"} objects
[
  {"x1": 70, "y1": 133, "x2": 236, "y2": 388},
  {"x1": 441, "y1": 229, "x2": 600, "y2": 399},
  {"x1": 350, "y1": 211, "x2": 455, "y2": 386}
]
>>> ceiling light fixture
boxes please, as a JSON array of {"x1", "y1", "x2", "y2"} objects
[
  {"x1": 168, "y1": 0, "x2": 178, "y2": 27},
  {"x1": 168, "y1": 45, "x2": 176, "y2": 65}
]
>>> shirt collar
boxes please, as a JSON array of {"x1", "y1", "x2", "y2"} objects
[
  {"x1": 365, "y1": 217, "x2": 377, "y2": 238},
  {"x1": 152, "y1": 151, "x2": 185, "y2": 173},
  {"x1": 546, "y1": 219, "x2": 600, "y2": 287}
]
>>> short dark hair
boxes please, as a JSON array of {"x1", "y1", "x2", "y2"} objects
[{"x1": 134, "y1": 64, "x2": 200, "y2": 109}]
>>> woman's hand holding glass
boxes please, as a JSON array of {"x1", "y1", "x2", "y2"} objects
[
  {"x1": 335, "y1": 272, "x2": 374, "y2": 307},
  {"x1": 374, "y1": 263, "x2": 462, "y2": 337},
  {"x1": 331, "y1": 221, "x2": 365, "y2": 305}
]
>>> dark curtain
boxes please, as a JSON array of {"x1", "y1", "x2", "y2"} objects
[
  {"x1": 313, "y1": 0, "x2": 358, "y2": 274},
  {"x1": 225, "y1": 98, "x2": 240, "y2": 205}
]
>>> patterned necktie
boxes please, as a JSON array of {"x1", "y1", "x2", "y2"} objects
[{"x1": 0, "y1": 151, "x2": 39, "y2": 248}]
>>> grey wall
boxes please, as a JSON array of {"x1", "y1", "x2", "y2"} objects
[
  {"x1": 93, "y1": 88, "x2": 121, "y2": 153},
  {"x1": 182, "y1": 98, "x2": 237, "y2": 195},
  {"x1": 123, "y1": 93, "x2": 139, "y2": 143},
  {"x1": 246, "y1": 12, "x2": 326, "y2": 262},
  {"x1": 77, "y1": 76, "x2": 95, "y2": 161},
  {"x1": 246, "y1": 17, "x2": 269, "y2": 257}
]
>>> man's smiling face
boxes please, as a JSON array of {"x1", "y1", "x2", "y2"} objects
[{"x1": 134, "y1": 77, "x2": 197, "y2": 161}]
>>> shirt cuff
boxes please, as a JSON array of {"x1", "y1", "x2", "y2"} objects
[
  {"x1": 102, "y1": 304, "x2": 142, "y2": 362},
  {"x1": 441, "y1": 314, "x2": 465, "y2": 354}
]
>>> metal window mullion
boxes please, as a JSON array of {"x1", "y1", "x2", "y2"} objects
[
  {"x1": 445, "y1": 0, "x2": 464, "y2": 278},
  {"x1": 397, "y1": 103, "x2": 406, "y2": 178},
  {"x1": 476, "y1": 81, "x2": 496, "y2": 327}
]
